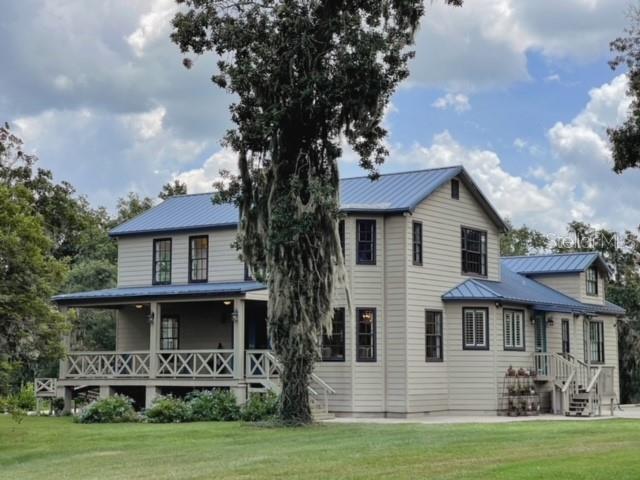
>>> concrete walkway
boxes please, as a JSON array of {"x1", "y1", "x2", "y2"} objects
[{"x1": 325, "y1": 405, "x2": 640, "y2": 425}]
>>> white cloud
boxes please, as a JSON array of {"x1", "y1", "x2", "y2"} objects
[
  {"x1": 513, "y1": 138, "x2": 528, "y2": 150},
  {"x1": 127, "y1": 0, "x2": 178, "y2": 57},
  {"x1": 432, "y1": 93, "x2": 471, "y2": 112},
  {"x1": 173, "y1": 148, "x2": 238, "y2": 193},
  {"x1": 411, "y1": 0, "x2": 628, "y2": 90},
  {"x1": 121, "y1": 105, "x2": 166, "y2": 140}
]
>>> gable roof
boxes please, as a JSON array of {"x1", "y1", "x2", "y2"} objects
[
  {"x1": 110, "y1": 166, "x2": 508, "y2": 237},
  {"x1": 501, "y1": 252, "x2": 610, "y2": 276},
  {"x1": 443, "y1": 263, "x2": 625, "y2": 316}
]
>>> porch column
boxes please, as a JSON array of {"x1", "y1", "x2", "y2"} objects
[
  {"x1": 99, "y1": 385, "x2": 114, "y2": 399},
  {"x1": 58, "y1": 306, "x2": 70, "y2": 379},
  {"x1": 57, "y1": 386, "x2": 73, "y2": 414},
  {"x1": 145, "y1": 386, "x2": 160, "y2": 409},
  {"x1": 233, "y1": 299, "x2": 245, "y2": 380},
  {"x1": 149, "y1": 302, "x2": 160, "y2": 379}
]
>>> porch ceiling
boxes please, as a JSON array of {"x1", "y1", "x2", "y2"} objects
[{"x1": 52, "y1": 281, "x2": 266, "y2": 307}]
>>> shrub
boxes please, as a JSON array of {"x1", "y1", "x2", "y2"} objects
[
  {"x1": 77, "y1": 395, "x2": 137, "y2": 424},
  {"x1": 51, "y1": 397, "x2": 65, "y2": 416},
  {"x1": 187, "y1": 389, "x2": 240, "y2": 422},
  {"x1": 240, "y1": 391, "x2": 279, "y2": 422},
  {"x1": 0, "y1": 395, "x2": 9, "y2": 413},
  {"x1": 145, "y1": 395, "x2": 191, "y2": 423},
  {"x1": 14, "y1": 384, "x2": 36, "y2": 411}
]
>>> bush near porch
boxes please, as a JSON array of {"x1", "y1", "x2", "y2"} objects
[{"x1": 1, "y1": 416, "x2": 640, "y2": 480}]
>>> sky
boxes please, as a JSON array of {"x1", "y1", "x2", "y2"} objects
[{"x1": 1, "y1": 0, "x2": 639, "y2": 235}]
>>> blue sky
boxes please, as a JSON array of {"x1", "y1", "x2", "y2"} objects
[{"x1": 1, "y1": 0, "x2": 639, "y2": 234}]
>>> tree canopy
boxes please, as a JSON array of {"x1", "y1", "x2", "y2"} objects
[{"x1": 172, "y1": 0, "x2": 462, "y2": 423}]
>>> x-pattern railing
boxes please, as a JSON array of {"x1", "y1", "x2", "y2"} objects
[
  {"x1": 157, "y1": 350, "x2": 234, "y2": 378},
  {"x1": 65, "y1": 352, "x2": 150, "y2": 378},
  {"x1": 34, "y1": 378, "x2": 57, "y2": 397}
]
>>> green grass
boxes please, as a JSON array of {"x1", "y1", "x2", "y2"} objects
[{"x1": 1, "y1": 416, "x2": 640, "y2": 480}]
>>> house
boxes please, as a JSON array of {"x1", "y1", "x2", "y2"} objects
[{"x1": 42, "y1": 166, "x2": 625, "y2": 417}]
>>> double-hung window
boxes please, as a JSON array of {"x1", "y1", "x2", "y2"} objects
[
  {"x1": 338, "y1": 220, "x2": 345, "y2": 259},
  {"x1": 412, "y1": 222, "x2": 423, "y2": 266},
  {"x1": 588, "y1": 320, "x2": 605, "y2": 364},
  {"x1": 503, "y1": 309, "x2": 524, "y2": 351},
  {"x1": 586, "y1": 267, "x2": 598, "y2": 296},
  {"x1": 451, "y1": 178, "x2": 460, "y2": 199},
  {"x1": 356, "y1": 308, "x2": 376, "y2": 361},
  {"x1": 153, "y1": 238, "x2": 172, "y2": 285},
  {"x1": 461, "y1": 227, "x2": 487, "y2": 276},
  {"x1": 425, "y1": 310, "x2": 443, "y2": 361},
  {"x1": 561, "y1": 319, "x2": 570, "y2": 354},
  {"x1": 189, "y1": 235, "x2": 208, "y2": 282},
  {"x1": 321, "y1": 308, "x2": 346, "y2": 362},
  {"x1": 160, "y1": 316, "x2": 179, "y2": 350},
  {"x1": 463, "y1": 308, "x2": 489, "y2": 350},
  {"x1": 356, "y1": 220, "x2": 376, "y2": 265}
]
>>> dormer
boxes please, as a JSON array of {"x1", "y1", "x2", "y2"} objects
[{"x1": 501, "y1": 252, "x2": 610, "y2": 305}]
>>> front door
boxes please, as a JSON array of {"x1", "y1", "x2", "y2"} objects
[{"x1": 534, "y1": 312, "x2": 548, "y2": 375}]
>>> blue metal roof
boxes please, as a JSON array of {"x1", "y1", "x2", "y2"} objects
[
  {"x1": 443, "y1": 264, "x2": 625, "y2": 315},
  {"x1": 110, "y1": 166, "x2": 508, "y2": 237},
  {"x1": 501, "y1": 252, "x2": 606, "y2": 275},
  {"x1": 52, "y1": 281, "x2": 265, "y2": 306}
]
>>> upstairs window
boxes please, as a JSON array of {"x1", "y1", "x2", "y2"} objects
[
  {"x1": 412, "y1": 221, "x2": 423, "y2": 266},
  {"x1": 160, "y1": 316, "x2": 179, "y2": 350},
  {"x1": 189, "y1": 235, "x2": 208, "y2": 283},
  {"x1": 425, "y1": 310, "x2": 443, "y2": 362},
  {"x1": 338, "y1": 220, "x2": 345, "y2": 259},
  {"x1": 503, "y1": 309, "x2": 524, "y2": 351},
  {"x1": 356, "y1": 308, "x2": 376, "y2": 361},
  {"x1": 321, "y1": 308, "x2": 346, "y2": 362},
  {"x1": 451, "y1": 178, "x2": 460, "y2": 199},
  {"x1": 153, "y1": 238, "x2": 172, "y2": 285},
  {"x1": 586, "y1": 267, "x2": 598, "y2": 296},
  {"x1": 356, "y1": 219, "x2": 376, "y2": 265},
  {"x1": 561, "y1": 319, "x2": 570, "y2": 354},
  {"x1": 463, "y1": 307, "x2": 489, "y2": 350},
  {"x1": 461, "y1": 227, "x2": 487, "y2": 276}
]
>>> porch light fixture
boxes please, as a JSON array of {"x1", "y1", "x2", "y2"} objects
[
  {"x1": 146, "y1": 312, "x2": 155, "y2": 325},
  {"x1": 495, "y1": 302, "x2": 502, "y2": 309},
  {"x1": 231, "y1": 310, "x2": 239, "y2": 322},
  {"x1": 223, "y1": 300, "x2": 232, "y2": 306},
  {"x1": 135, "y1": 304, "x2": 144, "y2": 309},
  {"x1": 546, "y1": 316, "x2": 554, "y2": 326}
]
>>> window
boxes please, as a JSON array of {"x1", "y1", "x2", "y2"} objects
[
  {"x1": 356, "y1": 220, "x2": 376, "y2": 265},
  {"x1": 338, "y1": 220, "x2": 345, "y2": 258},
  {"x1": 461, "y1": 227, "x2": 487, "y2": 276},
  {"x1": 503, "y1": 309, "x2": 525, "y2": 351},
  {"x1": 412, "y1": 222, "x2": 423, "y2": 266},
  {"x1": 463, "y1": 308, "x2": 489, "y2": 350},
  {"x1": 586, "y1": 267, "x2": 598, "y2": 296},
  {"x1": 356, "y1": 308, "x2": 376, "y2": 361},
  {"x1": 588, "y1": 320, "x2": 605, "y2": 364},
  {"x1": 189, "y1": 235, "x2": 208, "y2": 282},
  {"x1": 425, "y1": 310, "x2": 443, "y2": 361},
  {"x1": 153, "y1": 238, "x2": 172, "y2": 285},
  {"x1": 561, "y1": 319, "x2": 570, "y2": 354},
  {"x1": 451, "y1": 178, "x2": 460, "y2": 199},
  {"x1": 321, "y1": 308, "x2": 345, "y2": 362},
  {"x1": 160, "y1": 316, "x2": 179, "y2": 350}
]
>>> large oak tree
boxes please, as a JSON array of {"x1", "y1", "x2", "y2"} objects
[{"x1": 171, "y1": 0, "x2": 462, "y2": 423}]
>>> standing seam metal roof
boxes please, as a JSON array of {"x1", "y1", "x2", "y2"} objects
[{"x1": 501, "y1": 252, "x2": 604, "y2": 274}]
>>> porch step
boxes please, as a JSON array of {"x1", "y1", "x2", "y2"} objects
[{"x1": 312, "y1": 409, "x2": 335, "y2": 421}]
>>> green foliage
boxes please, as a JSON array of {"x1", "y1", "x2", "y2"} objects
[
  {"x1": 77, "y1": 395, "x2": 137, "y2": 424},
  {"x1": 13, "y1": 384, "x2": 36, "y2": 411},
  {"x1": 171, "y1": 0, "x2": 463, "y2": 426},
  {"x1": 159, "y1": 179, "x2": 187, "y2": 200},
  {"x1": 145, "y1": 395, "x2": 191, "y2": 423},
  {"x1": 114, "y1": 192, "x2": 154, "y2": 225},
  {"x1": 500, "y1": 219, "x2": 549, "y2": 256},
  {"x1": 240, "y1": 391, "x2": 279, "y2": 422},
  {"x1": 608, "y1": 6, "x2": 640, "y2": 173},
  {"x1": 187, "y1": 390, "x2": 240, "y2": 422}
]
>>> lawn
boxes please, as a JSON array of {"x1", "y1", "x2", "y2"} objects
[{"x1": 1, "y1": 416, "x2": 640, "y2": 480}]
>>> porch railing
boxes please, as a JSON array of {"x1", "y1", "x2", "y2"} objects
[
  {"x1": 34, "y1": 378, "x2": 57, "y2": 397},
  {"x1": 65, "y1": 351, "x2": 151, "y2": 378},
  {"x1": 157, "y1": 350, "x2": 234, "y2": 378}
]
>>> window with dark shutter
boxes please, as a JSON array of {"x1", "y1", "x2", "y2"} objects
[
  {"x1": 356, "y1": 308, "x2": 376, "y2": 361},
  {"x1": 356, "y1": 220, "x2": 376, "y2": 265},
  {"x1": 425, "y1": 310, "x2": 443, "y2": 361},
  {"x1": 412, "y1": 222, "x2": 423, "y2": 266},
  {"x1": 153, "y1": 238, "x2": 172, "y2": 285},
  {"x1": 586, "y1": 267, "x2": 598, "y2": 296},
  {"x1": 189, "y1": 235, "x2": 208, "y2": 282},
  {"x1": 461, "y1": 227, "x2": 487, "y2": 276},
  {"x1": 451, "y1": 178, "x2": 460, "y2": 199}
]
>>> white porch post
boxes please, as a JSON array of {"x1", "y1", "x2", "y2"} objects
[
  {"x1": 145, "y1": 386, "x2": 160, "y2": 409},
  {"x1": 149, "y1": 302, "x2": 160, "y2": 379},
  {"x1": 99, "y1": 386, "x2": 114, "y2": 399},
  {"x1": 233, "y1": 299, "x2": 245, "y2": 380},
  {"x1": 59, "y1": 306, "x2": 70, "y2": 379}
]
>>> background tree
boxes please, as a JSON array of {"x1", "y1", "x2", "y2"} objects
[
  {"x1": 159, "y1": 179, "x2": 187, "y2": 199},
  {"x1": 608, "y1": 5, "x2": 640, "y2": 172},
  {"x1": 500, "y1": 220, "x2": 549, "y2": 256},
  {"x1": 114, "y1": 192, "x2": 154, "y2": 225},
  {"x1": 172, "y1": 0, "x2": 463, "y2": 424}
]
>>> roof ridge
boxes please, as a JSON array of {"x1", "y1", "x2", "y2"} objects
[
  {"x1": 340, "y1": 165, "x2": 462, "y2": 181},
  {"x1": 501, "y1": 252, "x2": 598, "y2": 260},
  {"x1": 467, "y1": 278, "x2": 502, "y2": 298}
]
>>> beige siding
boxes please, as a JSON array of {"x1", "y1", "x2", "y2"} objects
[
  {"x1": 116, "y1": 306, "x2": 150, "y2": 351},
  {"x1": 532, "y1": 272, "x2": 606, "y2": 306},
  {"x1": 578, "y1": 271, "x2": 606, "y2": 305},
  {"x1": 117, "y1": 229, "x2": 244, "y2": 287},
  {"x1": 405, "y1": 178, "x2": 502, "y2": 413}
]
